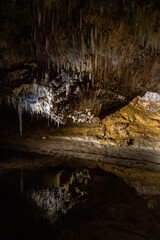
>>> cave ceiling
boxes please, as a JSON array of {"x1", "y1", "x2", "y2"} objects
[{"x1": 0, "y1": 0, "x2": 160, "y2": 124}]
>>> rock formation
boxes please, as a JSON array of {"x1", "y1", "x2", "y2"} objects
[{"x1": 0, "y1": 0, "x2": 159, "y2": 166}]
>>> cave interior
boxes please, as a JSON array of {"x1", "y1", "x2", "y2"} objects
[{"x1": 0, "y1": 0, "x2": 160, "y2": 239}]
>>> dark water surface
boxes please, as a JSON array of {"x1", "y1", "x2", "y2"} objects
[{"x1": 0, "y1": 149, "x2": 160, "y2": 240}]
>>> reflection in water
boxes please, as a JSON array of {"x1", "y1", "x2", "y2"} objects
[
  {"x1": 0, "y1": 150, "x2": 160, "y2": 240},
  {"x1": 26, "y1": 169, "x2": 90, "y2": 224}
]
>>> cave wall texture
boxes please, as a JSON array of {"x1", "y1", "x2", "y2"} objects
[{"x1": 0, "y1": 0, "x2": 160, "y2": 150}]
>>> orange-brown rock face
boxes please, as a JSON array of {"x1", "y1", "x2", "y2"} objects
[{"x1": 101, "y1": 92, "x2": 160, "y2": 148}]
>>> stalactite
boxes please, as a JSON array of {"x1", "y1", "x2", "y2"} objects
[
  {"x1": 57, "y1": 59, "x2": 60, "y2": 73},
  {"x1": 89, "y1": 57, "x2": 92, "y2": 73},
  {"x1": 80, "y1": 9, "x2": 82, "y2": 30},
  {"x1": 6, "y1": 96, "x2": 11, "y2": 107},
  {"x1": 34, "y1": 25, "x2": 37, "y2": 41},
  {"x1": 12, "y1": 97, "x2": 16, "y2": 110},
  {"x1": 38, "y1": 7, "x2": 41, "y2": 27},
  {"x1": 87, "y1": 82, "x2": 89, "y2": 92},
  {"x1": 72, "y1": 33, "x2": 76, "y2": 48},
  {"x1": 94, "y1": 53, "x2": 97, "y2": 71},
  {"x1": 48, "y1": 117, "x2": 50, "y2": 127},
  {"x1": 57, "y1": 6, "x2": 59, "y2": 30},
  {"x1": 95, "y1": 26, "x2": 98, "y2": 40},
  {"x1": 75, "y1": 60, "x2": 79, "y2": 73},
  {"x1": 47, "y1": 2, "x2": 51, "y2": 21},
  {"x1": 18, "y1": 101, "x2": 23, "y2": 136},
  {"x1": 20, "y1": 168, "x2": 23, "y2": 194},
  {"x1": 68, "y1": 0, "x2": 71, "y2": 29},
  {"x1": 92, "y1": 74, "x2": 94, "y2": 87},
  {"x1": 46, "y1": 36, "x2": 49, "y2": 51},
  {"x1": 31, "y1": 112, "x2": 33, "y2": 122},
  {"x1": 81, "y1": 60, "x2": 84, "y2": 72},
  {"x1": 91, "y1": 28, "x2": 95, "y2": 52},
  {"x1": 66, "y1": 62, "x2": 70, "y2": 71},
  {"x1": 43, "y1": 4, "x2": 46, "y2": 32},
  {"x1": 100, "y1": 32, "x2": 103, "y2": 48},
  {"x1": 52, "y1": 12, "x2": 54, "y2": 35},
  {"x1": 99, "y1": 55, "x2": 103, "y2": 81},
  {"x1": 104, "y1": 55, "x2": 107, "y2": 81},
  {"x1": 81, "y1": 32, "x2": 86, "y2": 56}
]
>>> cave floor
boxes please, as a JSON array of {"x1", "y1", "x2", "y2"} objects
[
  {"x1": 1, "y1": 129, "x2": 160, "y2": 172},
  {"x1": 0, "y1": 107, "x2": 160, "y2": 172}
]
